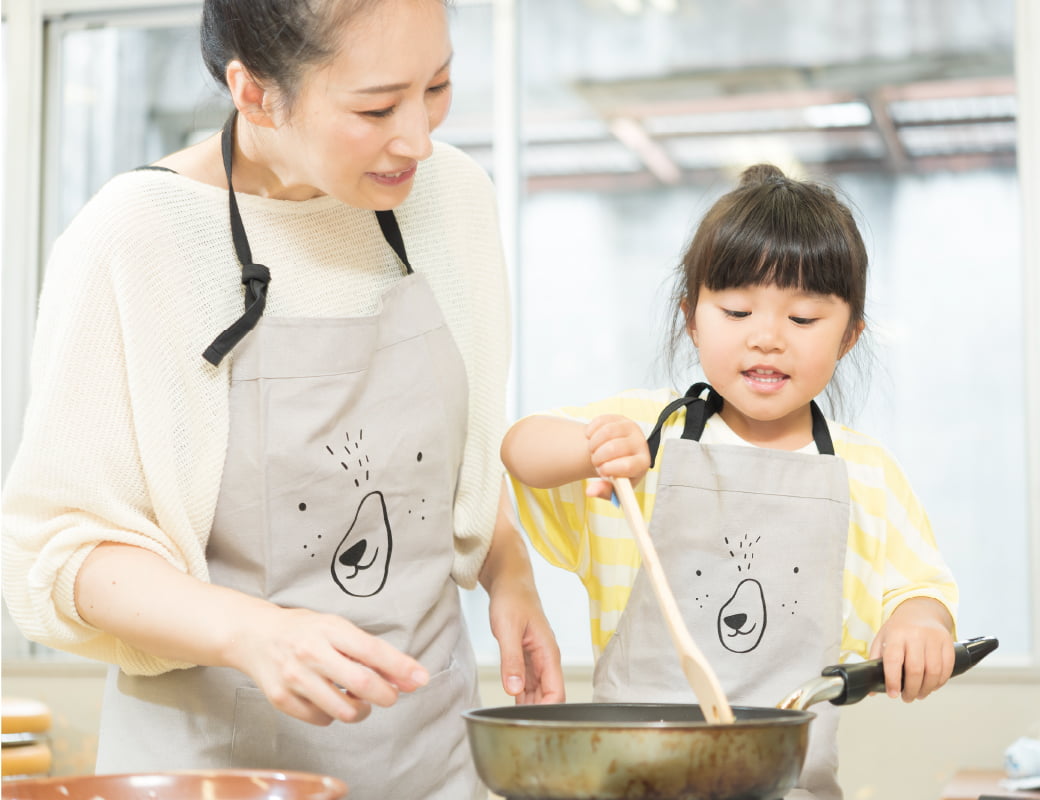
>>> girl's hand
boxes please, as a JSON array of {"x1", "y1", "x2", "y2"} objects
[
  {"x1": 228, "y1": 605, "x2": 430, "y2": 726},
  {"x1": 868, "y1": 597, "x2": 956, "y2": 702},
  {"x1": 585, "y1": 414, "x2": 651, "y2": 500}
]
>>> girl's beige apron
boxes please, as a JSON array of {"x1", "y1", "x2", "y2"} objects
[
  {"x1": 594, "y1": 383, "x2": 850, "y2": 800},
  {"x1": 94, "y1": 113, "x2": 482, "y2": 799}
]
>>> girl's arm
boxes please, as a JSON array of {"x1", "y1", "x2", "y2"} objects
[
  {"x1": 501, "y1": 416, "x2": 597, "y2": 488},
  {"x1": 478, "y1": 482, "x2": 565, "y2": 704},
  {"x1": 868, "y1": 596, "x2": 955, "y2": 702},
  {"x1": 501, "y1": 414, "x2": 651, "y2": 491},
  {"x1": 75, "y1": 543, "x2": 430, "y2": 725}
]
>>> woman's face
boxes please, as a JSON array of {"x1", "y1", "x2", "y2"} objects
[{"x1": 267, "y1": 0, "x2": 453, "y2": 208}]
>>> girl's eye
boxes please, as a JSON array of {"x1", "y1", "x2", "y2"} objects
[
  {"x1": 790, "y1": 316, "x2": 817, "y2": 325},
  {"x1": 362, "y1": 106, "x2": 395, "y2": 119},
  {"x1": 723, "y1": 309, "x2": 751, "y2": 319},
  {"x1": 427, "y1": 80, "x2": 452, "y2": 95}
]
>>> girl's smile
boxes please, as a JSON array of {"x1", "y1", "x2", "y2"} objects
[{"x1": 742, "y1": 366, "x2": 790, "y2": 390}]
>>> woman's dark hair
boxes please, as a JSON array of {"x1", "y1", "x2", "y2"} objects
[
  {"x1": 667, "y1": 163, "x2": 871, "y2": 418},
  {"x1": 201, "y1": 0, "x2": 449, "y2": 111}
]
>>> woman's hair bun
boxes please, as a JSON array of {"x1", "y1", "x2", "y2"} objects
[{"x1": 738, "y1": 163, "x2": 787, "y2": 187}]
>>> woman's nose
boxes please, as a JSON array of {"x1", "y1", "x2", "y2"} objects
[{"x1": 390, "y1": 102, "x2": 434, "y2": 161}]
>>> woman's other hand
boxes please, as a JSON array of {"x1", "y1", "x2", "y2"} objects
[{"x1": 481, "y1": 484, "x2": 565, "y2": 705}]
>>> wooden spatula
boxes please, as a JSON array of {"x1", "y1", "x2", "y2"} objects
[{"x1": 612, "y1": 477, "x2": 735, "y2": 724}]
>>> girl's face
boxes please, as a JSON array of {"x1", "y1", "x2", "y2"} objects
[
  {"x1": 264, "y1": 0, "x2": 453, "y2": 208},
  {"x1": 689, "y1": 283, "x2": 862, "y2": 448}
]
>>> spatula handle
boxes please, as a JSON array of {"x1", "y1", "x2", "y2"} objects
[{"x1": 612, "y1": 477, "x2": 735, "y2": 724}]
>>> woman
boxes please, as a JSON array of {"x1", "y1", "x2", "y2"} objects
[{"x1": 1, "y1": 0, "x2": 563, "y2": 796}]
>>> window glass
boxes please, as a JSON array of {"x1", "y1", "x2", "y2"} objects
[{"x1": 44, "y1": 14, "x2": 226, "y2": 253}]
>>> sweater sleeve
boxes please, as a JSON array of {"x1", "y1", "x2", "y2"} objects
[{"x1": 1, "y1": 176, "x2": 230, "y2": 674}]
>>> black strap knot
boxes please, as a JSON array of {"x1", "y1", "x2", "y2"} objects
[
  {"x1": 241, "y1": 263, "x2": 270, "y2": 286},
  {"x1": 202, "y1": 112, "x2": 273, "y2": 367}
]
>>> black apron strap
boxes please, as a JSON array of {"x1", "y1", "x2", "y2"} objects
[
  {"x1": 376, "y1": 210, "x2": 412, "y2": 274},
  {"x1": 810, "y1": 400, "x2": 835, "y2": 455},
  {"x1": 202, "y1": 111, "x2": 413, "y2": 366},
  {"x1": 646, "y1": 382, "x2": 835, "y2": 464},
  {"x1": 202, "y1": 111, "x2": 273, "y2": 367},
  {"x1": 646, "y1": 382, "x2": 713, "y2": 467}
]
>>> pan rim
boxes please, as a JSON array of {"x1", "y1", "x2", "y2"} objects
[{"x1": 463, "y1": 701, "x2": 815, "y2": 729}]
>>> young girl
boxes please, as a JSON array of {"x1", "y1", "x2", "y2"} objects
[{"x1": 501, "y1": 164, "x2": 958, "y2": 800}]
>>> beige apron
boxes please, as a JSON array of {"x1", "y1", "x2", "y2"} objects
[
  {"x1": 594, "y1": 383, "x2": 850, "y2": 800},
  {"x1": 94, "y1": 112, "x2": 483, "y2": 800}
]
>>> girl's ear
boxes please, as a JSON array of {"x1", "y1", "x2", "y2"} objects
[
  {"x1": 681, "y1": 298, "x2": 699, "y2": 348},
  {"x1": 840, "y1": 319, "x2": 866, "y2": 358},
  {"x1": 226, "y1": 60, "x2": 277, "y2": 129}
]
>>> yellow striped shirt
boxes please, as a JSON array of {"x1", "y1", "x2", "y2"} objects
[{"x1": 509, "y1": 387, "x2": 959, "y2": 662}]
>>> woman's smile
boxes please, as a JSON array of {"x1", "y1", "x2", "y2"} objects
[{"x1": 368, "y1": 164, "x2": 418, "y2": 186}]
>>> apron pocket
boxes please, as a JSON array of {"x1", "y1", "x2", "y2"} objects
[
  {"x1": 228, "y1": 658, "x2": 480, "y2": 798},
  {"x1": 229, "y1": 687, "x2": 280, "y2": 769}
]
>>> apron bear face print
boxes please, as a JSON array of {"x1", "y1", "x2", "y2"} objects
[
  {"x1": 293, "y1": 428, "x2": 395, "y2": 598},
  {"x1": 680, "y1": 529, "x2": 808, "y2": 655},
  {"x1": 293, "y1": 428, "x2": 442, "y2": 599}
]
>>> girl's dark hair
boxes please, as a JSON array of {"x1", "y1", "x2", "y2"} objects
[
  {"x1": 667, "y1": 164, "x2": 871, "y2": 417},
  {"x1": 201, "y1": 0, "x2": 424, "y2": 111}
]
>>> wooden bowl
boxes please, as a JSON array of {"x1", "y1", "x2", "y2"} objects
[{"x1": 0, "y1": 769, "x2": 348, "y2": 799}]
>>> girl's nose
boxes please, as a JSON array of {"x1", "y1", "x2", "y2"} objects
[{"x1": 747, "y1": 318, "x2": 785, "y2": 352}]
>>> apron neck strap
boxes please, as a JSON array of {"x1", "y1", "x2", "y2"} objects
[
  {"x1": 202, "y1": 110, "x2": 413, "y2": 367},
  {"x1": 645, "y1": 382, "x2": 835, "y2": 465},
  {"x1": 202, "y1": 111, "x2": 274, "y2": 366},
  {"x1": 376, "y1": 210, "x2": 413, "y2": 274}
]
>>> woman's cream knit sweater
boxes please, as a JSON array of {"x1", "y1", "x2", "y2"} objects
[{"x1": 1, "y1": 142, "x2": 511, "y2": 675}]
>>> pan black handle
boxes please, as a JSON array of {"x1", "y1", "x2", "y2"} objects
[{"x1": 821, "y1": 635, "x2": 999, "y2": 706}]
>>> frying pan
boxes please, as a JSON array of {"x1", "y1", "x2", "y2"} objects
[{"x1": 464, "y1": 635, "x2": 998, "y2": 800}]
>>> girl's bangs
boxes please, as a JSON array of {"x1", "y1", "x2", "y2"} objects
[{"x1": 704, "y1": 219, "x2": 856, "y2": 302}]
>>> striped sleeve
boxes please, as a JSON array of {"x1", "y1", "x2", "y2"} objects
[
  {"x1": 508, "y1": 388, "x2": 677, "y2": 654},
  {"x1": 834, "y1": 425, "x2": 959, "y2": 660}
]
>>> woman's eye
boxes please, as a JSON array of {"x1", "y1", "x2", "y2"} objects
[
  {"x1": 790, "y1": 316, "x2": 817, "y2": 325},
  {"x1": 362, "y1": 106, "x2": 395, "y2": 119},
  {"x1": 427, "y1": 80, "x2": 452, "y2": 95},
  {"x1": 723, "y1": 309, "x2": 751, "y2": 319}
]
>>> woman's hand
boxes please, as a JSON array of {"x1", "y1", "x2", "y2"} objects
[
  {"x1": 480, "y1": 484, "x2": 565, "y2": 705},
  {"x1": 76, "y1": 542, "x2": 428, "y2": 726},
  {"x1": 226, "y1": 605, "x2": 430, "y2": 726},
  {"x1": 868, "y1": 596, "x2": 956, "y2": 702},
  {"x1": 584, "y1": 414, "x2": 651, "y2": 500}
]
